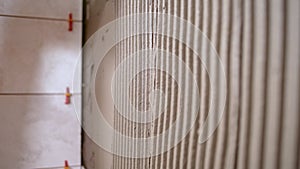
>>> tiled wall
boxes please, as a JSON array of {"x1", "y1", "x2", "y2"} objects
[{"x1": 0, "y1": 1, "x2": 83, "y2": 168}]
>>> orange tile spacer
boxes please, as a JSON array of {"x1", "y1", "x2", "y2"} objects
[
  {"x1": 64, "y1": 160, "x2": 70, "y2": 169},
  {"x1": 68, "y1": 13, "x2": 73, "y2": 31},
  {"x1": 65, "y1": 87, "x2": 72, "y2": 104}
]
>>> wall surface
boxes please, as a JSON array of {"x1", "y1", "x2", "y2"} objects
[
  {"x1": 114, "y1": 0, "x2": 300, "y2": 168},
  {"x1": 83, "y1": 0, "x2": 300, "y2": 169},
  {"x1": 82, "y1": 0, "x2": 116, "y2": 169},
  {"x1": 0, "y1": 1, "x2": 83, "y2": 168}
]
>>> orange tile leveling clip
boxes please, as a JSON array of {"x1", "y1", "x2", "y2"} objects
[
  {"x1": 65, "y1": 87, "x2": 72, "y2": 104},
  {"x1": 64, "y1": 160, "x2": 70, "y2": 169},
  {"x1": 68, "y1": 13, "x2": 73, "y2": 31}
]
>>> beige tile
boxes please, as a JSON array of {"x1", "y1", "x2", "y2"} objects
[
  {"x1": 0, "y1": 0, "x2": 82, "y2": 20},
  {"x1": 57, "y1": 166, "x2": 83, "y2": 169},
  {"x1": 28, "y1": 166, "x2": 83, "y2": 169},
  {"x1": 0, "y1": 95, "x2": 81, "y2": 168},
  {"x1": 68, "y1": 166, "x2": 84, "y2": 169},
  {"x1": 0, "y1": 17, "x2": 82, "y2": 93}
]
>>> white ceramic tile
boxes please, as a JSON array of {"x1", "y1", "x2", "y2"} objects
[
  {"x1": 35, "y1": 165, "x2": 83, "y2": 169},
  {"x1": 70, "y1": 167, "x2": 84, "y2": 169},
  {"x1": 0, "y1": 0, "x2": 82, "y2": 20},
  {"x1": 68, "y1": 166, "x2": 84, "y2": 169},
  {"x1": 0, "y1": 95, "x2": 81, "y2": 168},
  {"x1": 55, "y1": 166, "x2": 84, "y2": 169},
  {"x1": 0, "y1": 17, "x2": 82, "y2": 93}
]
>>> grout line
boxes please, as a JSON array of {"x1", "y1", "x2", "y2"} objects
[
  {"x1": 33, "y1": 164, "x2": 82, "y2": 169},
  {"x1": 0, "y1": 14, "x2": 82, "y2": 22},
  {"x1": 0, "y1": 93, "x2": 81, "y2": 96}
]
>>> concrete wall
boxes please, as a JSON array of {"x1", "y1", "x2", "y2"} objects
[
  {"x1": 83, "y1": 0, "x2": 300, "y2": 168},
  {"x1": 82, "y1": 0, "x2": 115, "y2": 169}
]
